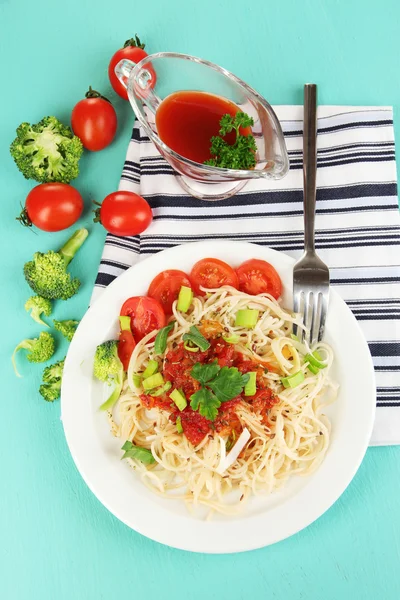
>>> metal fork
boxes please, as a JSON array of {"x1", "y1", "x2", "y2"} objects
[{"x1": 293, "y1": 84, "x2": 330, "y2": 345}]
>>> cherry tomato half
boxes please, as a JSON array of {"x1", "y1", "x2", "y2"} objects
[
  {"x1": 19, "y1": 183, "x2": 83, "y2": 232},
  {"x1": 190, "y1": 258, "x2": 239, "y2": 295},
  {"x1": 96, "y1": 191, "x2": 153, "y2": 236},
  {"x1": 120, "y1": 296, "x2": 166, "y2": 341},
  {"x1": 236, "y1": 259, "x2": 282, "y2": 298},
  {"x1": 148, "y1": 270, "x2": 192, "y2": 316},
  {"x1": 118, "y1": 329, "x2": 136, "y2": 371},
  {"x1": 71, "y1": 87, "x2": 117, "y2": 152},
  {"x1": 108, "y1": 35, "x2": 156, "y2": 100}
]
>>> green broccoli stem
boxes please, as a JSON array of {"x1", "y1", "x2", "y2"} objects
[
  {"x1": 11, "y1": 342, "x2": 33, "y2": 378},
  {"x1": 59, "y1": 228, "x2": 88, "y2": 266},
  {"x1": 100, "y1": 373, "x2": 124, "y2": 411}
]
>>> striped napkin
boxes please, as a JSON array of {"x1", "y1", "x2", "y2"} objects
[{"x1": 92, "y1": 106, "x2": 400, "y2": 446}]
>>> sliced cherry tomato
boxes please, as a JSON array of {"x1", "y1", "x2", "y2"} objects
[
  {"x1": 118, "y1": 329, "x2": 136, "y2": 371},
  {"x1": 190, "y1": 258, "x2": 239, "y2": 295},
  {"x1": 108, "y1": 35, "x2": 156, "y2": 100},
  {"x1": 236, "y1": 259, "x2": 282, "y2": 299},
  {"x1": 120, "y1": 296, "x2": 166, "y2": 341},
  {"x1": 71, "y1": 87, "x2": 117, "y2": 151},
  {"x1": 95, "y1": 191, "x2": 152, "y2": 236},
  {"x1": 148, "y1": 270, "x2": 192, "y2": 315}
]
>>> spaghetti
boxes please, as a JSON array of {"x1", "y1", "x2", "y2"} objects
[{"x1": 106, "y1": 286, "x2": 337, "y2": 516}]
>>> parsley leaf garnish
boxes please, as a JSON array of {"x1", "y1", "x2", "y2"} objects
[
  {"x1": 208, "y1": 367, "x2": 250, "y2": 402},
  {"x1": 182, "y1": 325, "x2": 210, "y2": 352},
  {"x1": 154, "y1": 321, "x2": 175, "y2": 355},
  {"x1": 190, "y1": 360, "x2": 220, "y2": 385},
  {"x1": 121, "y1": 441, "x2": 155, "y2": 464},
  {"x1": 190, "y1": 362, "x2": 250, "y2": 421},
  {"x1": 204, "y1": 112, "x2": 256, "y2": 170},
  {"x1": 190, "y1": 387, "x2": 220, "y2": 421}
]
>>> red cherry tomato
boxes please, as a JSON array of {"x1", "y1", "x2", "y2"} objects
[
  {"x1": 148, "y1": 270, "x2": 192, "y2": 316},
  {"x1": 18, "y1": 183, "x2": 83, "y2": 232},
  {"x1": 71, "y1": 87, "x2": 117, "y2": 152},
  {"x1": 236, "y1": 259, "x2": 282, "y2": 298},
  {"x1": 118, "y1": 329, "x2": 136, "y2": 371},
  {"x1": 120, "y1": 296, "x2": 166, "y2": 341},
  {"x1": 190, "y1": 258, "x2": 239, "y2": 295},
  {"x1": 108, "y1": 35, "x2": 156, "y2": 100},
  {"x1": 96, "y1": 191, "x2": 152, "y2": 236}
]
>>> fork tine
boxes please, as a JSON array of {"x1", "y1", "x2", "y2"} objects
[
  {"x1": 293, "y1": 291, "x2": 304, "y2": 340},
  {"x1": 318, "y1": 292, "x2": 329, "y2": 342},
  {"x1": 303, "y1": 291, "x2": 313, "y2": 343},
  {"x1": 309, "y1": 292, "x2": 322, "y2": 347}
]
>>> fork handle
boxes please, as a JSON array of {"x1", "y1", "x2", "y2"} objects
[{"x1": 303, "y1": 84, "x2": 318, "y2": 254}]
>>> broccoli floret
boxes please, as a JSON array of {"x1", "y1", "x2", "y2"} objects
[
  {"x1": 10, "y1": 116, "x2": 83, "y2": 183},
  {"x1": 25, "y1": 295, "x2": 52, "y2": 327},
  {"x1": 12, "y1": 331, "x2": 55, "y2": 377},
  {"x1": 53, "y1": 319, "x2": 79, "y2": 341},
  {"x1": 93, "y1": 340, "x2": 124, "y2": 411},
  {"x1": 39, "y1": 384, "x2": 61, "y2": 402},
  {"x1": 23, "y1": 228, "x2": 88, "y2": 300},
  {"x1": 39, "y1": 358, "x2": 65, "y2": 402}
]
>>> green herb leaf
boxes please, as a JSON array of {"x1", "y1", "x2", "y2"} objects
[
  {"x1": 182, "y1": 326, "x2": 210, "y2": 352},
  {"x1": 219, "y1": 114, "x2": 235, "y2": 135},
  {"x1": 204, "y1": 112, "x2": 256, "y2": 170},
  {"x1": 189, "y1": 362, "x2": 250, "y2": 420},
  {"x1": 191, "y1": 360, "x2": 220, "y2": 386},
  {"x1": 208, "y1": 367, "x2": 250, "y2": 403},
  {"x1": 154, "y1": 321, "x2": 175, "y2": 355},
  {"x1": 190, "y1": 387, "x2": 221, "y2": 421},
  {"x1": 121, "y1": 441, "x2": 155, "y2": 464}
]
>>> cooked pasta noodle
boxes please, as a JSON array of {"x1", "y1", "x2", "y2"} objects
[{"x1": 107, "y1": 286, "x2": 338, "y2": 516}]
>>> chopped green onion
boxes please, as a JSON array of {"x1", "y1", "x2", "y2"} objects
[
  {"x1": 170, "y1": 388, "x2": 187, "y2": 411},
  {"x1": 281, "y1": 370, "x2": 305, "y2": 389},
  {"x1": 119, "y1": 315, "x2": 131, "y2": 331},
  {"x1": 184, "y1": 341, "x2": 199, "y2": 353},
  {"x1": 177, "y1": 286, "x2": 193, "y2": 312},
  {"x1": 290, "y1": 333, "x2": 300, "y2": 342},
  {"x1": 244, "y1": 372, "x2": 257, "y2": 396},
  {"x1": 226, "y1": 430, "x2": 236, "y2": 451},
  {"x1": 154, "y1": 321, "x2": 175, "y2": 355},
  {"x1": 143, "y1": 372, "x2": 164, "y2": 391},
  {"x1": 307, "y1": 363, "x2": 319, "y2": 375},
  {"x1": 182, "y1": 325, "x2": 210, "y2": 352},
  {"x1": 222, "y1": 334, "x2": 240, "y2": 344},
  {"x1": 176, "y1": 416, "x2": 183, "y2": 434},
  {"x1": 313, "y1": 350, "x2": 323, "y2": 361},
  {"x1": 149, "y1": 381, "x2": 172, "y2": 396},
  {"x1": 132, "y1": 373, "x2": 142, "y2": 387},
  {"x1": 235, "y1": 309, "x2": 259, "y2": 329},
  {"x1": 305, "y1": 352, "x2": 327, "y2": 369},
  {"x1": 143, "y1": 359, "x2": 159, "y2": 379}
]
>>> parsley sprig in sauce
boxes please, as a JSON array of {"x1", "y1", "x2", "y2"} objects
[
  {"x1": 190, "y1": 360, "x2": 249, "y2": 421},
  {"x1": 204, "y1": 112, "x2": 256, "y2": 170}
]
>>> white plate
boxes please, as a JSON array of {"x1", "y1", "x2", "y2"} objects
[{"x1": 61, "y1": 241, "x2": 376, "y2": 553}]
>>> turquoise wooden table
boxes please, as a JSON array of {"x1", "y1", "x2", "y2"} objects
[{"x1": 1, "y1": 0, "x2": 400, "y2": 598}]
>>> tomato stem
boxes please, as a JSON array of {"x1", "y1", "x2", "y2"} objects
[
  {"x1": 16, "y1": 207, "x2": 32, "y2": 228},
  {"x1": 85, "y1": 86, "x2": 111, "y2": 104},
  {"x1": 123, "y1": 34, "x2": 145, "y2": 49},
  {"x1": 92, "y1": 201, "x2": 102, "y2": 224}
]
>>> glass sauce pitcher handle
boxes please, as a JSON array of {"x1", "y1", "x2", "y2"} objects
[{"x1": 115, "y1": 59, "x2": 135, "y2": 91}]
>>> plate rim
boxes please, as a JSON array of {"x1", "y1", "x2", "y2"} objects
[{"x1": 61, "y1": 241, "x2": 376, "y2": 553}]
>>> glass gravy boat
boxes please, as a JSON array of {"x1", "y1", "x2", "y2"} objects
[{"x1": 116, "y1": 52, "x2": 289, "y2": 201}]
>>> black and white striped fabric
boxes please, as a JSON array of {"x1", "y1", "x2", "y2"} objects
[{"x1": 93, "y1": 106, "x2": 400, "y2": 446}]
